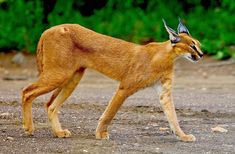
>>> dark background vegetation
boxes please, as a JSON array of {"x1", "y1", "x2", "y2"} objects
[{"x1": 0, "y1": 0, "x2": 234, "y2": 59}]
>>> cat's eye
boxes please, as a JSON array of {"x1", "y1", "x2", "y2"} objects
[{"x1": 190, "y1": 45, "x2": 197, "y2": 51}]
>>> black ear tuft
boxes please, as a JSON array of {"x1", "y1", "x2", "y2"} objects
[
  {"x1": 177, "y1": 18, "x2": 190, "y2": 35},
  {"x1": 162, "y1": 19, "x2": 181, "y2": 44}
]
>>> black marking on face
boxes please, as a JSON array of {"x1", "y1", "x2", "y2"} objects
[
  {"x1": 191, "y1": 54, "x2": 197, "y2": 61},
  {"x1": 190, "y1": 45, "x2": 203, "y2": 58}
]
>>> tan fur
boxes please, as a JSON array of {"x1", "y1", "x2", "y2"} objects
[{"x1": 22, "y1": 23, "x2": 202, "y2": 142}]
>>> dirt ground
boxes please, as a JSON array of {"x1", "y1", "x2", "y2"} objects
[{"x1": 0, "y1": 53, "x2": 235, "y2": 154}]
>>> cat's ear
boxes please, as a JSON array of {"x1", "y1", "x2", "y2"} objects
[
  {"x1": 162, "y1": 19, "x2": 181, "y2": 44},
  {"x1": 177, "y1": 18, "x2": 190, "y2": 35}
]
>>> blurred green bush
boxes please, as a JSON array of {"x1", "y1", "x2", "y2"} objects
[
  {"x1": 0, "y1": 0, "x2": 44, "y2": 52},
  {"x1": 0, "y1": 0, "x2": 234, "y2": 59}
]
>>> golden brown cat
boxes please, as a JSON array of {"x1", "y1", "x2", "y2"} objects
[{"x1": 22, "y1": 19, "x2": 203, "y2": 142}]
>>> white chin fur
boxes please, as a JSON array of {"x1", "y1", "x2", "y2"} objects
[{"x1": 183, "y1": 54, "x2": 198, "y2": 62}]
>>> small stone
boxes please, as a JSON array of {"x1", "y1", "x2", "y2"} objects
[
  {"x1": 201, "y1": 87, "x2": 207, "y2": 91},
  {"x1": 7, "y1": 136, "x2": 14, "y2": 141},
  {"x1": 211, "y1": 126, "x2": 228, "y2": 133},
  {"x1": 159, "y1": 127, "x2": 169, "y2": 131},
  {"x1": 183, "y1": 112, "x2": 195, "y2": 116},
  {"x1": 144, "y1": 127, "x2": 149, "y2": 130},
  {"x1": 3, "y1": 70, "x2": 9, "y2": 75},
  {"x1": 0, "y1": 112, "x2": 10, "y2": 116},
  {"x1": 148, "y1": 122, "x2": 158, "y2": 127},
  {"x1": 0, "y1": 112, "x2": 11, "y2": 119},
  {"x1": 155, "y1": 147, "x2": 160, "y2": 152},
  {"x1": 11, "y1": 52, "x2": 26, "y2": 65},
  {"x1": 83, "y1": 150, "x2": 88, "y2": 153},
  {"x1": 202, "y1": 72, "x2": 208, "y2": 78},
  {"x1": 151, "y1": 123, "x2": 159, "y2": 127},
  {"x1": 111, "y1": 129, "x2": 117, "y2": 132}
]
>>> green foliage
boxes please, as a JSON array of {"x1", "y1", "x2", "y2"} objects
[
  {"x1": 186, "y1": 1, "x2": 235, "y2": 59},
  {"x1": 0, "y1": 0, "x2": 235, "y2": 59},
  {"x1": 0, "y1": 0, "x2": 44, "y2": 52},
  {"x1": 48, "y1": 1, "x2": 85, "y2": 27}
]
